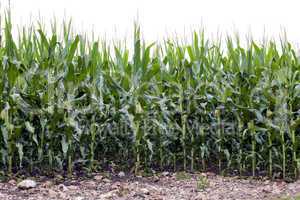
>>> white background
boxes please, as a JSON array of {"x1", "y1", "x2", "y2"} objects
[{"x1": 1, "y1": 0, "x2": 300, "y2": 45}]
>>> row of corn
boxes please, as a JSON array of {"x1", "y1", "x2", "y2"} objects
[{"x1": 0, "y1": 14, "x2": 299, "y2": 179}]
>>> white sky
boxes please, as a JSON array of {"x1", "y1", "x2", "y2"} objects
[{"x1": 1, "y1": 0, "x2": 300, "y2": 45}]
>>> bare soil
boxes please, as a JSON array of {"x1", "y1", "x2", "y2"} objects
[{"x1": 1, "y1": 172, "x2": 300, "y2": 200}]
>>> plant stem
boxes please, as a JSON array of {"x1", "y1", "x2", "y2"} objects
[
  {"x1": 200, "y1": 126, "x2": 206, "y2": 171},
  {"x1": 216, "y1": 109, "x2": 222, "y2": 174},
  {"x1": 280, "y1": 127, "x2": 286, "y2": 179},
  {"x1": 248, "y1": 121, "x2": 256, "y2": 177},
  {"x1": 268, "y1": 129, "x2": 273, "y2": 178},
  {"x1": 181, "y1": 107, "x2": 187, "y2": 171},
  {"x1": 135, "y1": 121, "x2": 140, "y2": 175},
  {"x1": 237, "y1": 118, "x2": 243, "y2": 176},
  {"x1": 191, "y1": 130, "x2": 194, "y2": 172}
]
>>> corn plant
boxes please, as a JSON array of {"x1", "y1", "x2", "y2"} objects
[{"x1": 0, "y1": 12, "x2": 299, "y2": 179}]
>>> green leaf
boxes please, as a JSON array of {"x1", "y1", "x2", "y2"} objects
[
  {"x1": 25, "y1": 121, "x2": 35, "y2": 133},
  {"x1": 67, "y1": 35, "x2": 80, "y2": 63}
]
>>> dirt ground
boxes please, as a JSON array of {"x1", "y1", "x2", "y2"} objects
[{"x1": 1, "y1": 172, "x2": 300, "y2": 200}]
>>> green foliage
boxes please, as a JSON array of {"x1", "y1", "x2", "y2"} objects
[
  {"x1": 175, "y1": 172, "x2": 192, "y2": 180},
  {"x1": 196, "y1": 174, "x2": 209, "y2": 190},
  {"x1": 0, "y1": 13, "x2": 299, "y2": 179}
]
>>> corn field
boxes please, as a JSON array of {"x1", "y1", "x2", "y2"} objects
[{"x1": 0, "y1": 14, "x2": 300, "y2": 179}]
